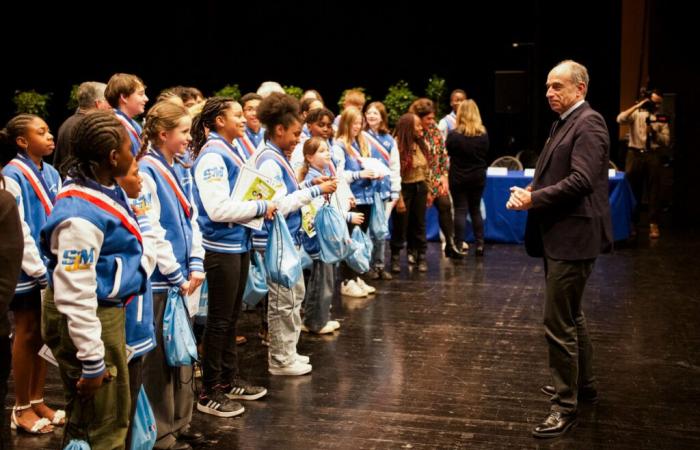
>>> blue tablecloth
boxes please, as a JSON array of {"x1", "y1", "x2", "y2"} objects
[{"x1": 426, "y1": 171, "x2": 636, "y2": 243}]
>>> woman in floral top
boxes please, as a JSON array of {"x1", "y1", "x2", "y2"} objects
[{"x1": 409, "y1": 99, "x2": 466, "y2": 259}]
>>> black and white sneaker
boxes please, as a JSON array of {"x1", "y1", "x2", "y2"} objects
[
  {"x1": 222, "y1": 379, "x2": 268, "y2": 401},
  {"x1": 197, "y1": 389, "x2": 245, "y2": 417}
]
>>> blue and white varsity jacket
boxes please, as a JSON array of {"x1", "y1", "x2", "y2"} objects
[
  {"x1": 125, "y1": 281, "x2": 155, "y2": 359},
  {"x1": 2, "y1": 153, "x2": 61, "y2": 294},
  {"x1": 252, "y1": 142, "x2": 322, "y2": 249},
  {"x1": 136, "y1": 148, "x2": 204, "y2": 292},
  {"x1": 193, "y1": 132, "x2": 268, "y2": 254},
  {"x1": 363, "y1": 130, "x2": 401, "y2": 201},
  {"x1": 114, "y1": 109, "x2": 143, "y2": 156},
  {"x1": 332, "y1": 139, "x2": 376, "y2": 205},
  {"x1": 41, "y1": 180, "x2": 157, "y2": 378}
]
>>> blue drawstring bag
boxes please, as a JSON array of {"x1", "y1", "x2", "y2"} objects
[
  {"x1": 299, "y1": 245, "x2": 313, "y2": 270},
  {"x1": 163, "y1": 287, "x2": 198, "y2": 367},
  {"x1": 64, "y1": 440, "x2": 90, "y2": 450},
  {"x1": 345, "y1": 227, "x2": 372, "y2": 273},
  {"x1": 243, "y1": 251, "x2": 268, "y2": 307},
  {"x1": 194, "y1": 279, "x2": 208, "y2": 325},
  {"x1": 265, "y1": 213, "x2": 302, "y2": 288},
  {"x1": 370, "y1": 192, "x2": 389, "y2": 240},
  {"x1": 130, "y1": 386, "x2": 157, "y2": 450},
  {"x1": 315, "y1": 203, "x2": 352, "y2": 264}
]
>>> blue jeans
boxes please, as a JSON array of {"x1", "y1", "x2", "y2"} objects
[
  {"x1": 303, "y1": 260, "x2": 336, "y2": 332},
  {"x1": 371, "y1": 237, "x2": 386, "y2": 270}
]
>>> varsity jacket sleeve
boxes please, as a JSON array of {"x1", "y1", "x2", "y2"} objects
[
  {"x1": 257, "y1": 159, "x2": 321, "y2": 217},
  {"x1": 50, "y1": 217, "x2": 106, "y2": 378},
  {"x1": 138, "y1": 173, "x2": 185, "y2": 286},
  {"x1": 189, "y1": 201, "x2": 205, "y2": 272},
  {"x1": 4, "y1": 178, "x2": 47, "y2": 284},
  {"x1": 389, "y1": 139, "x2": 402, "y2": 200},
  {"x1": 194, "y1": 153, "x2": 268, "y2": 224}
]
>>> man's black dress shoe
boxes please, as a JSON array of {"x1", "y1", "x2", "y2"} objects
[
  {"x1": 541, "y1": 385, "x2": 598, "y2": 402},
  {"x1": 532, "y1": 411, "x2": 577, "y2": 438},
  {"x1": 178, "y1": 426, "x2": 204, "y2": 444}
]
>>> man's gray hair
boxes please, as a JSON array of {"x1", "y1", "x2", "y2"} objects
[
  {"x1": 555, "y1": 60, "x2": 589, "y2": 95},
  {"x1": 77, "y1": 81, "x2": 107, "y2": 109},
  {"x1": 256, "y1": 81, "x2": 285, "y2": 98}
]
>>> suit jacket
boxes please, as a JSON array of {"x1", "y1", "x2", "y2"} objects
[{"x1": 525, "y1": 102, "x2": 613, "y2": 260}]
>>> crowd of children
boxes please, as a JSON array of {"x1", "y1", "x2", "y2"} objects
[{"x1": 0, "y1": 75, "x2": 472, "y2": 449}]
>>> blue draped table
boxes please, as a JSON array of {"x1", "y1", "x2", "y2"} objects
[{"x1": 426, "y1": 170, "x2": 636, "y2": 243}]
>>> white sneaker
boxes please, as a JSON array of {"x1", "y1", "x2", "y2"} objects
[
  {"x1": 295, "y1": 353, "x2": 310, "y2": 364},
  {"x1": 355, "y1": 277, "x2": 376, "y2": 294},
  {"x1": 341, "y1": 279, "x2": 367, "y2": 297},
  {"x1": 316, "y1": 322, "x2": 336, "y2": 334},
  {"x1": 327, "y1": 320, "x2": 340, "y2": 331},
  {"x1": 268, "y1": 360, "x2": 312, "y2": 376}
]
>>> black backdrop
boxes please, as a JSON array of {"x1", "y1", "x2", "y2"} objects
[{"x1": 2, "y1": 1, "x2": 695, "y2": 223}]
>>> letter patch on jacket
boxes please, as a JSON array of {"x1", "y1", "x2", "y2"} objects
[
  {"x1": 62, "y1": 248, "x2": 96, "y2": 271},
  {"x1": 203, "y1": 167, "x2": 224, "y2": 183}
]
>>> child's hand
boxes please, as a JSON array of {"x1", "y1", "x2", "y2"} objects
[
  {"x1": 77, "y1": 370, "x2": 112, "y2": 399},
  {"x1": 319, "y1": 179, "x2": 337, "y2": 194},
  {"x1": 265, "y1": 203, "x2": 278, "y2": 220},
  {"x1": 351, "y1": 213, "x2": 365, "y2": 225},
  {"x1": 312, "y1": 176, "x2": 332, "y2": 185}
]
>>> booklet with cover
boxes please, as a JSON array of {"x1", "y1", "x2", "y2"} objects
[{"x1": 230, "y1": 165, "x2": 279, "y2": 230}]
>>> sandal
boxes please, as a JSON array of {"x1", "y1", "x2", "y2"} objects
[
  {"x1": 10, "y1": 404, "x2": 54, "y2": 434},
  {"x1": 31, "y1": 398, "x2": 66, "y2": 426}
]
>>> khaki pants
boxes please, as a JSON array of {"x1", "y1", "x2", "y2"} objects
[{"x1": 42, "y1": 288, "x2": 130, "y2": 450}]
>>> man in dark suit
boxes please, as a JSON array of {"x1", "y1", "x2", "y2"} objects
[{"x1": 507, "y1": 60, "x2": 612, "y2": 438}]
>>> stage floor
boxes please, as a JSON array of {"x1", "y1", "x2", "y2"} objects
[{"x1": 6, "y1": 229, "x2": 700, "y2": 449}]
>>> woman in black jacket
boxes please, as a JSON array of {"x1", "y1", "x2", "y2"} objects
[{"x1": 445, "y1": 99, "x2": 489, "y2": 256}]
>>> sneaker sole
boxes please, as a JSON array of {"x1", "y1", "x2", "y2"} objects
[
  {"x1": 226, "y1": 389, "x2": 268, "y2": 401},
  {"x1": 196, "y1": 402, "x2": 245, "y2": 418},
  {"x1": 268, "y1": 365, "x2": 313, "y2": 376}
]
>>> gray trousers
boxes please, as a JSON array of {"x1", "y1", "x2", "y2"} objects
[
  {"x1": 543, "y1": 257, "x2": 596, "y2": 415},
  {"x1": 268, "y1": 273, "x2": 305, "y2": 367},
  {"x1": 143, "y1": 292, "x2": 194, "y2": 449}
]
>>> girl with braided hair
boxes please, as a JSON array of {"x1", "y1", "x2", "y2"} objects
[
  {"x1": 191, "y1": 97, "x2": 277, "y2": 417},
  {"x1": 1, "y1": 113, "x2": 62, "y2": 434},
  {"x1": 135, "y1": 99, "x2": 205, "y2": 447},
  {"x1": 41, "y1": 110, "x2": 157, "y2": 449}
]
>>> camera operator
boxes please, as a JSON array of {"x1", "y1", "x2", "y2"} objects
[{"x1": 617, "y1": 88, "x2": 670, "y2": 239}]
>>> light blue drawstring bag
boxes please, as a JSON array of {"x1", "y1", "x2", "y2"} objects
[
  {"x1": 64, "y1": 440, "x2": 90, "y2": 450},
  {"x1": 163, "y1": 288, "x2": 198, "y2": 367},
  {"x1": 315, "y1": 203, "x2": 352, "y2": 264},
  {"x1": 130, "y1": 386, "x2": 157, "y2": 450},
  {"x1": 345, "y1": 227, "x2": 372, "y2": 273},
  {"x1": 265, "y1": 212, "x2": 302, "y2": 288},
  {"x1": 370, "y1": 192, "x2": 389, "y2": 239},
  {"x1": 243, "y1": 251, "x2": 268, "y2": 307}
]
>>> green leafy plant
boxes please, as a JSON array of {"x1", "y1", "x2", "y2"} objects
[
  {"x1": 383, "y1": 81, "x2": 417, "y2": 127},
  {"x1": 425, "y1": 74, "x2": 447, "y2": 118},
  {"x1": 337, "y1": 87, "x2": 370, "y2": 110},
  {"x1": 283, "y1": 85, "x2": 304, "y2": 99},
  {"x1": 67, "y1": 84, "x2": 80, "y2": 111},
  {"x1": 214, "y1": 84, "x2": 241, "y2": 100},
  {"x1": 13, "y1": 90, "x2": 51, "y2": 117}
]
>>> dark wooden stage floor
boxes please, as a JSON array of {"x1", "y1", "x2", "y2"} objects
[{"x1": 6, "y1": 230, "x2": 700, "y2": 449}]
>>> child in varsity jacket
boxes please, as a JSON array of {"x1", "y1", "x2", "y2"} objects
[
  {"x1": 1, "y1": 113, "x2": 63, "y2": 434},
  {"x1": 40, "y1": 111, "x2": 157, "y2": 449},
  {"x1": 252, "y1": 93, "x2": 336, "y2": 376}
]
